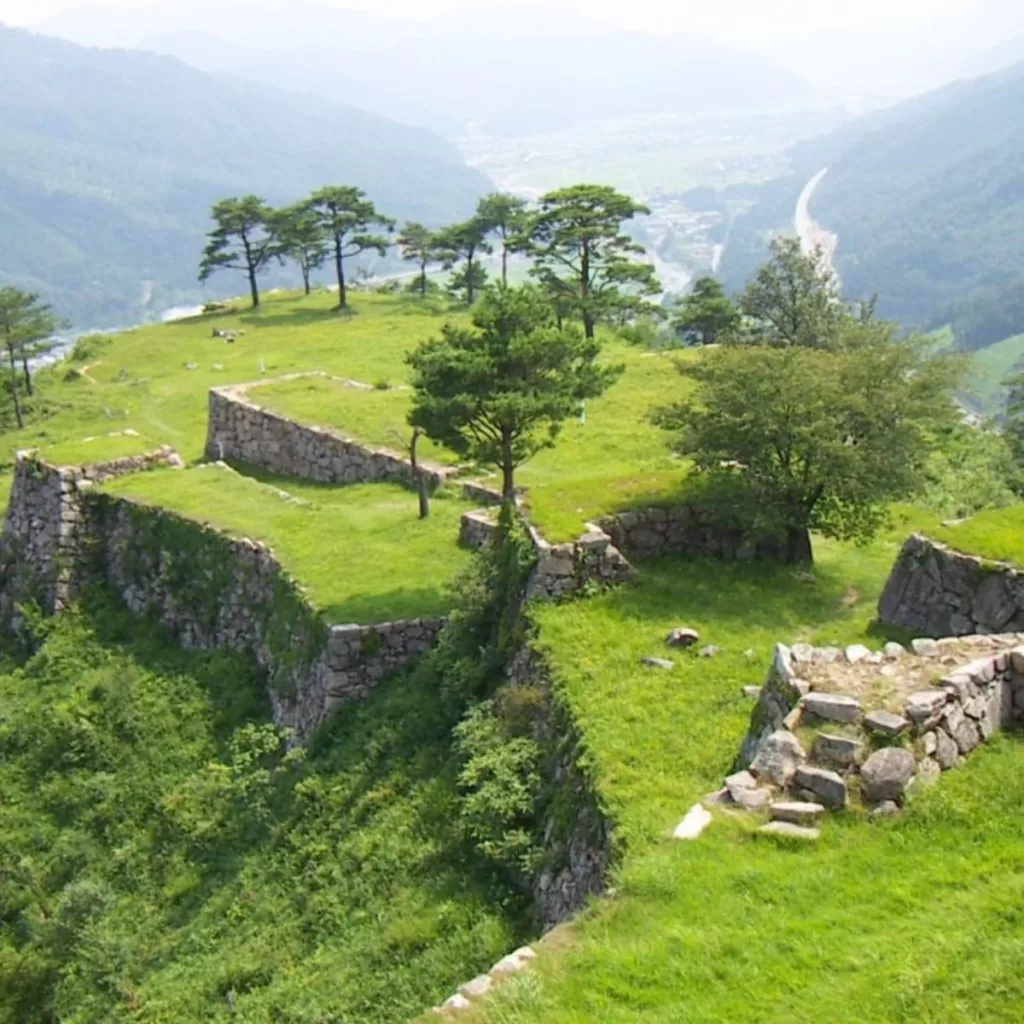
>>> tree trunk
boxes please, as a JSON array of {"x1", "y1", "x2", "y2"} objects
[
  {"x1": 583, "y1": 310, "x2": 596, "y2": 340},
  {"x1": 7, "y1": 344, "x2": 23, "y2": 429},
  {"x1": 785, "y1": 525, "x2": 813, "y2": 566},
  {"x1": 335, "y1": 238, "x2": 347, "y2": 309},
  {"x1": 21, "y1": 355, "x2": 32, "y2": 397},
  {"x1": 501, "y1": 244, "x2": 508, "y2": 287},
  {"x1": 410, "y1": 429, "x2": 429, "y2": 519},
  {"x1": 580, "y1": 241, "x2": 594, "y2": 339},
  {"x1": 500, "y1": 438, "x2": 516, "y2": 505},
  {"x1": 466, "y1": 244, "x2": 476, "y2": 306},
  {"x1": 419, "y1": 261, "x2": 427, "y2": 298},
  {"x1": 247, "y1": 265, "x2": 260, "y2": 308},
  {"x1": 302, "y1": 265, "x2": 311, "y2": 295}
]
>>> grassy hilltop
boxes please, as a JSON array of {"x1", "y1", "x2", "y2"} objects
[{"x1": 1, "y1": 288, "x2": 1024, "y2": 1022}]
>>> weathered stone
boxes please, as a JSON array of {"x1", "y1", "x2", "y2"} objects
[
  {"x1": 758, "y1": 821, "x2": 820, "y2": 841},
  {"x1": 792, "y1": 765, "x2": 847, "y2": 808},
  {"x1": 916, "y1": 756, "x2": 942, "y2": 785},
  {"x1": 731, "y1": 786, "x2": 772, "y2": 810},
  {"x1": 442, "y1": 993, "x2": 472, "y2": 1012},
  {"x1": 934, "y1": 728, "x2": 959, "y2": 769},
  {"x1": 911, "y1": 638, "x2": 940, "y2": 657},
  {"x1": 815, "y1": 646, "x2": 843, "y2": 664},
  {"x1": 666, "y1": 627, "x2": 700, "y2": 648},
  {"x1": 864, "y1": 709, "x2": 909, "y2": 737},
  {"x1": 845, "y1": 643, "x2": 873, "y2": 664},
  {"x1": 801, "y1": 692, "x2": 862, "y2": 724},
  {"x1": 724, "y1": 770, "x2": 758, "y2": 798},
  {"x1": 883, "y1": 641, "x2": 907, "y2": 659},
  {"x1": 869, "y1": 800, "x2": 901, "y2": 819},
  {"x1": 1010, "y1": 649, "x2": 1024, "y2": 673},
  {"x1": 673, "y1": 803, "x2": 713, "y2": 840},
  {"x1": 812, "y1": 733, "x2": 864, "y2": 769},
  {"x1": 460, "y1": 975, "x2": 493, "y2": 999},
  {"x1": 770, "y1": 801, "x2": 825, "y2": 825},
  {"x1": 750, "y1": 730, "x2": 806, "y2": 787},
  {"x1": 699, "y1": 645, "x2": 721, "y2": 658},
  {"x1": 742, "y1": 685, "x2": 762, "y2": 698},
  {"x1": 922, "y1": 731, "x2": 937, "y2": 755},
  {"x1": 641, "y1": 656, "x2": 674, "y2": 670},
  {"x1": 905, "y1": 690, "x2": 948, "y2": 722},
  {"x1": 860, "y1": 747, "x2": 916, "y2": 803},
  {"x1": 951, "y1": 717, "x2": 981, "y2": 755},
  {"x1": 790, "y1": 642, "x2": 816, "y2": 663}
]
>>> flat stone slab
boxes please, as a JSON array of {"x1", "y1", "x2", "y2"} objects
[
  {"x1": 905, "y1": 690, "x2": 948, "y2": 721},
  {"x1": 770, "y1": 801, "x2": 825, "y2": 825},
  {"x1": 801, "y1": 692, "x2": 862, "y2": 724},
  {"x1": 673, "y1": 802, "x2": 713, "y2": 840},
  {"x1": 793, "y1": 765, "x2": 847, "y2": 808},
  {"x1": 641, "y1": 656, "x2": 675, "y2": 670},
  {"x1": 864, "y1": 709, "x2": 909, "y2": 736},
  {"x1": 459, "y1": 974, "x2": 494, "y2": 999},
  {"x1": 812, "y1": 732, "x2": 864, "y2": 768},
  {"x1": 911, "y1": 638, "x2": 940, "y2": 657},
  {"x1": 758, "y1": 821, "x2": 821, "y2": 841}
]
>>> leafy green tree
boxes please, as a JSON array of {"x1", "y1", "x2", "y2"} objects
[
  {"x1": 305, "y1": 186, "x2": 395, "y2": 309},
  {"x1": 396, "y1": 222, "x2": 439, "y2": 298},
  {"x1": 1006, "y1": 369, "x2": 1024, "y2": 467},
  {"x1": 198, "y1": 195, "x2": 278, "y2": 308},
  {"x1": 272, "y1": 205, "x2": 329, "y2": 295},
  {"x1": 407, "y1": 285, "x2": 622, "y2": 501},
  {"x1": 738, "y1": 236, "x2": 844, "y2": 347},
  {"x1": 655, "y1": 324, "x2": 962, "y2": 564},
  {"x1": 0, "y1": 288, "x2": 64, "y2": 428},
  {"x1": 672, "y1": 276, "x2": 739, "y2": 345},
  {"x1": 435, "y1": 218, "x2": 492, "y2": 306},
  {"x1": 522, "y1": 184, "x2": 659, "y2": 339},
  {"x1": 476, "y1": 192, "x2": 529, "y2": 285}
]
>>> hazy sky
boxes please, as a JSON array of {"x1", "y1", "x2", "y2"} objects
[{"x1": 3, "y1": 0, "x2": 1024, "y2": 94}]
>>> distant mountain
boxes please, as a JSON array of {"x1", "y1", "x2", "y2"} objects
[
  {"x1": 722, "y1": 60, "x2": 1024, "y2": 329},
  {"x1": 135, "y1": 29, "x2": 819, "y2": 137},
  {"x1": 0, "y1": 25, "x2": 490, "y2": 328}
]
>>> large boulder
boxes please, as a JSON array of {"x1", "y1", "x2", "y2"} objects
[
  {"x1": 750, "y1": 730, "x2": 806, "y2": 787},
  {"x1": 860, "y1": 747, "x2": 916, "y2": 804}
]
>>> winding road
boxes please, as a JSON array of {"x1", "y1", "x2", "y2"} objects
[{"x1": 795, "y1": 168, "x2": 840, "y2": 286}]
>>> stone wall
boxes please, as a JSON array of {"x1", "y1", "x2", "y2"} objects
[
  {"x1": 205, "y1": 379, "x2": 455, "y2": 491},
  {"x1": 726, "y1": 633, "x2": 1024, "y2": 822},
  {"x1": 526, "y1": 523, "x2": 637, "y2": 601},
  {"x1": 0, "y1": 454, "x2": 447, "y2": 744},
  {"x1": 59, "y1": 445, "x2": 184, "y2": 482},
  {"x1": 878, "y1": 533, "x2": 1024, "y2": 637},
  {"x1": 598, "y1": 504, "x2": 789, "y2": 562}
]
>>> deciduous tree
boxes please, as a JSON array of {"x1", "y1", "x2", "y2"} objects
[
  {"x1": 397, "y1": 222, "x2": 439, "y2": 298},
  {"x1": 305, "y1": 186, "x2": 394, "y2": 309},
  {"x1": 273, "y1": 205, "x2": 329, "y2": 295},
  {"x1": 0, "y1": 288, "x2": 64, "y2": 428},
  {"x1": 672, "y1": 276, "x2": 739, "y2": 345},
  {"x1": 738, "y1": 236, "x2": 844, "y2": 347},
  {"x1": 655, "y1": 324, "x2": 962, "y2": 564},
  {"x1": 435, "y1": 219, "x2": 492, "y2": 306},
  {"x1": 522, "y1": 184, "x2": 659, "y2": 339},
  {"x1": 198, "y1": 195, "x2": 278, "y2": 308},
  {"x1": 407, "y1": 285, "x2": 622, "y2": 502},
  {"x1": 476, "y1": 193, "x2": 529, "y2": 286}
]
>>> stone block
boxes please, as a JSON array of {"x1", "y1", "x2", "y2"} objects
[
  {"x1": 864, "y1": 709, "x2": 909, "y2": 737},
  {"x1": 758, "y1": 821, "x2": 820, "y2": 841},
  {"x1": 769, "y1": 801, "x2": 825, "y2": 825},
  {"x1": 934, "y1": 728, "x2": 959, "y2": 769},
  {"x1": 750, "y1": 730, "x2": 806, "y2": 787},
  {"x1": 905, "y1": 690, "x2": 948, "y2": 722},
  {"x1": 812, "y1": 733, "x2": 864, "y2": 769},
  {"x1": 801, "y1": 692, "x2": 862, "y2": 724},
  {"x1": 792, "y1": 765, "x2": 847, "y2": 808},
  {"x1": 860, "y1": 747, "x2": 916, "y2": 803}
]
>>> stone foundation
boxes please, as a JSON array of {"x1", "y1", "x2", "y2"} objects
[
  {"x1": 598, "y1": 504, "x2": 790, "y2": 562},
  {"x1": 878, "y1": 533, "x2": 1024, "y2": 636}
]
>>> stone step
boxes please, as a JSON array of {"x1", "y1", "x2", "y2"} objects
[
  {"x1": 758, "y1": 821, "x2": 821, "y2": 841},
  {"x1": 811, "y1": 732, "x2": 864, "y2": 769},
  {"x1": 792, "y1": 764, "x2": 847, "y2": 808},
  {"x1": 770, "y1": 801, "x2": 826, "y2": 825},
  {"x1": 801, "y1": 692, "x2": 862, "y2": 724}
]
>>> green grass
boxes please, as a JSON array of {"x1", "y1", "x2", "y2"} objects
[
  {"x1": 933, "y1": 505, "x2": 1024, "y2": 567},
  {"x1": 0, "y1": 599, "x2": 523, "y2": 1024},
  {"x1": 41, "y1": 429, "x2": 160, "y2": 466},
  {"x1": 455, "y1": 532, "x2": 1024, "y2": 1023},
  {"x1": 101, "y1": 465, "x2": 475, "y2": 623},
  {"x1": 969, "y1": 331, "x2": 1024, "y2": 413}
]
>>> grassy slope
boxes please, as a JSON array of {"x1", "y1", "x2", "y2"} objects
[
  {"x1": 463, "y1": 533, "x2": 1024, "y2": 1023},
  {"x1": 2, "y1": 289, "x2": 686, "y2": 543},
  {"x1": 933, "y1": 506, "x2": 1024, "y2": 567},
  {"x1": 969, "y1": 331, "x2": 1024, "y2": 414},
  {"x1": 0, "y1": 601, "x2": 521, "y2": 1024},
  {"x1": 102, "y1": 465, "x2": 474, "y2": 623}
]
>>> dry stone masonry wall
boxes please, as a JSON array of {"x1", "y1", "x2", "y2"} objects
[
  {"x1": 597, "y1": 504, "x2": 790, "y2": 562},
  {"x1": 206, "y1": 376, "x2": 455, "y2": 490},
  {"x1": 878, "y1": 533, "x2": 1024, "y2": 637},
  {"x1": 710, "y1": 631, "x2": 1024, "y2": 837}
]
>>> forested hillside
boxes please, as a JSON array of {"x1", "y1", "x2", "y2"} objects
[
  {"x1": 0, "y1": 25, "x2": 490, "y2": 328},
  {"x1": 722, "y1": 60, "x2": 1024, "y2": 331}
]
